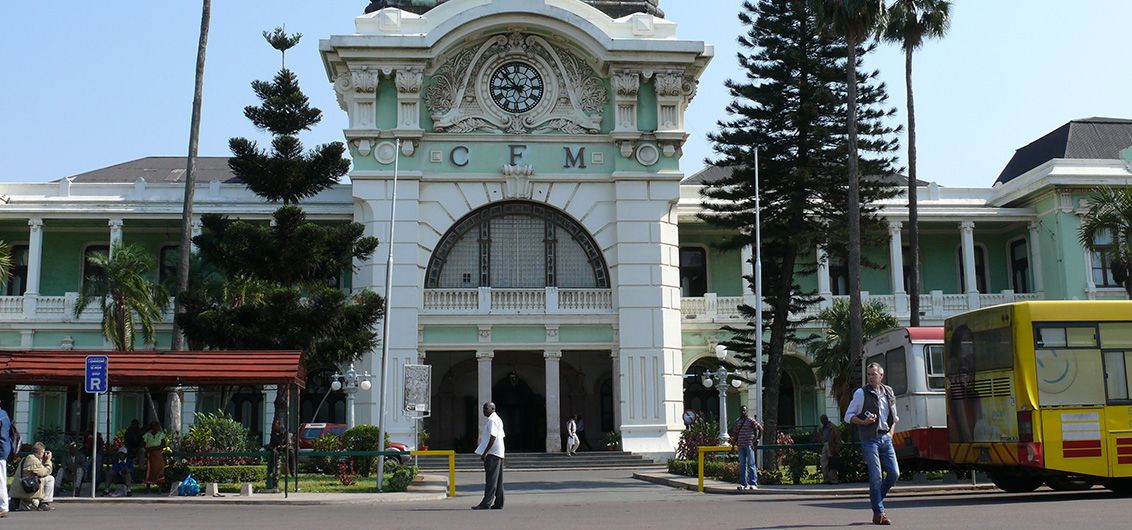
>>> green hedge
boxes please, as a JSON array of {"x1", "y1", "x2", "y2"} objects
[
  {"x1": 384, "y1": 464, "x2": 419, "y2": 492},
  {"x1": 181, "y1": 465, "x2": 267, "y2": 484}
]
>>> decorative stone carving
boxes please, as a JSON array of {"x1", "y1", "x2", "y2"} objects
[
  {"x1": 334, "y1": 67, "x2": 381, "y2": 129},
  {"x1": 375, "y1": 141, "x2": 397, "y2": 164},
  {"x1": 395, "y1": 67, "x2": 423, "y2": 93},
  {"x1": 426, "y1": 31, "x2": 608, "y2": 135},
  {"x1": 502, "y1": 165, "x2": 534, "y2": 199},
  {"x1": 612, "y1": 72, "x2": 640, "y2": 96},
  {"x1": 654, "y1": 72, "x2": 683, "y2": 97},
  {"x1": 635, "y1": 143, "x2": 660, "y2": 167}
]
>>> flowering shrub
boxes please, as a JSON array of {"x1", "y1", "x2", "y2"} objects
[
  {"x1": 337, "y1": 460, "x2": 357, "y2": 486},
  {"x1": 311, "y1": 433, "x2": 344, "y2": 475},
  {"x1": 675, "y1": 418, "x2": 721, "y2": 461}
]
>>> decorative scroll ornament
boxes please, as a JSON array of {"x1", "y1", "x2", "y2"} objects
[{"x1": 426, "y1": 31, "x2": 608, "y2": 135}]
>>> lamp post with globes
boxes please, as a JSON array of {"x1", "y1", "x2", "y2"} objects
[
  {"x1": 332, "y1": 364, "x2": 373, "y2": 429},
  {"x1": 702, "y1": 344, "x2": 745, "y2": 444}
]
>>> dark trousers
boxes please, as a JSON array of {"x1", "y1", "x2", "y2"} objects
[
  {"x1": 578, "y1": 431, "x2": 593, "y2": 451},
  {"x1": 477, "y1": 455, "x2": 505, "y2": 508}
]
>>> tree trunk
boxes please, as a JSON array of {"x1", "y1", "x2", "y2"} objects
[
  {"x1": 846, "y1": 38, "x2": 864, "y2": 374},
  {"x1": 173, "y1": 0, "x2": 212, "y2": 351},
  {"x1": 144, "y1": 388, "x2": 162, "y2": 425},
  {"x1": 761, "y1": 248, "x2": 798, "y2": 469},
  {"x1": 905, "y1": 45, "x2": 922, "y2": 327}
]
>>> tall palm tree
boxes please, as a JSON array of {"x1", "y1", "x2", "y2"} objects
[
  {"x1": 1079, "y1": 186, "x2": 1132, "y2": 298},
  {"x1": 809, "y1": 299, "x2": 899, "y2": 416},
  {"x1": 813, "y1": 0, "x2": 887, "y2": 368},
  {"x1": 173, "y1": 0, "x2": 212, "y2": 350},
  {"x1": 75, "y1": 243, "x2": 170, "y2": 351},
  {"x1": 883, "y1": 0, "x2": 951, "y2": 326}
]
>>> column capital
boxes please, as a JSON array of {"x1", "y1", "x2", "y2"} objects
[
  {"x1": 958, "y1": 220, "x2": 975, "y2": 231},
  {"x1": 28, "y1": 218, "x2": 44, "y2": 230},
  {"x1": 887, "y1": 220, "x2": 903, "y2": 233},
  {"x1": 543, "y1": 349, "x2": 563, "y2": 360},
  {"x1": 1028, "y1": 221, "x2": 1040, "y2": 232},
  {"x1": 108, "y1": 218, "x2": 124, "y2": 229},
  {"x1": 476, "y1": 349, "x2": 494, "y2": 360},
  {"x1": 610, "y1": 347, "x2": 620, "y2": 359},
  {"x1": 477, "y1": 325, "x2": 492, "y2": 342}
]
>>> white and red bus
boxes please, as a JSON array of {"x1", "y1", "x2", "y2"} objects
[{"x1": 862, "y1": 327, "x2": 949, "y2": 466}]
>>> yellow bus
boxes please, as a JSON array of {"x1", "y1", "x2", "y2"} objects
[{"x1": 945, "y1": 301, "x2": 1132, "y2": 494}]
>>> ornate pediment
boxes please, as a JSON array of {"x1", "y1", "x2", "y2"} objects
[{"x1": 425, "y1": 31, "x2": 608, "y2": 135}]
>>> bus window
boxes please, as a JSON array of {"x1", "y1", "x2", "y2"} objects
[
  {"x1": 1035, "y1": 348, "x2": 1105, "y2": 406},
  {"x1": 1099, "y1": 322, "x2": 1132, "y2": 348},
  {"x1": 886, "y1": 346, "x2": 908, "y2": 395},
  {"x1": 1035, "y1": 325, "x2": 1097, "y2": 348},
  {"x1": 926, "y1": 345, "x2": 945, "y2": 390},
  {"x1": 1103, "y1": 350, "x2": 1132, "y2": 401}
]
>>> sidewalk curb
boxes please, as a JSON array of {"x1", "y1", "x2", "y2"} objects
[
  {"x1": 633, "y1": 472, "x2": 1000, "y2": 496},
  {"x1": 52, "y1": 474, "x2": 451, "y2": 506}
]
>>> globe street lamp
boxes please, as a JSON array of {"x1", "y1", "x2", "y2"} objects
[
  {"x1": 702, "y1": 345, "x2": 745, "y2": 444},
  {"x1": 332, "y1": 363, "x2": 372, "y2": 429}
]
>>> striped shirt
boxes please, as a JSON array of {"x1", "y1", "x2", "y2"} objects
[{"x1": 732, "y1": 416, "x2": 762, "y2": 448}]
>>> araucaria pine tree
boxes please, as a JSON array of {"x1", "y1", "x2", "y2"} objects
[
  {"x1": 177, "y1": 27, "x2": 383, "y2": 426},
  {"x1": 699, "y1": 0, "x2": 900, "y2": 457}
]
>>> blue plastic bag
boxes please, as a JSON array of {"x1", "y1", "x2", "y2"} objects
[{"x1": 178, "y1": 474, "x2": 200, "y2": 496}]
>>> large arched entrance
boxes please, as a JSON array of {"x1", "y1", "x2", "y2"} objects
[
  {"x1": 492, "y1": 371, "x2": 546, "y2": 452},
  {"x1": 683, "y1": 357, "x2": 743, "y2": 424}
]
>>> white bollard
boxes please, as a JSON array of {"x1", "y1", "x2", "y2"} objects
[
  {"x1": 205, "y1": 482, "x2": 220, "y2": 497},
  {"x1": 240, "y1": 483, "x2": 254, "y2": 497}
]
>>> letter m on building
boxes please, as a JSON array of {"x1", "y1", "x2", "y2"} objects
[{"x1": 563, "y1": 146, "x2": 586, "y2": 169}]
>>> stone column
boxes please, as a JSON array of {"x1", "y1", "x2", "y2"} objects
[
  {"x1": 24, "y1": 218, "x2": 44, "y2": 318},
  {"x1": 888, "y1": 221, "x2": 908, "y2": 316},
  {"x1": 191, "y1": 216, "x2": 203, "y2": 250},
  {"x1": 544, "y1": 349, "x2": 562, "y2": 453},
  {"x1": 476, "y1": 349, "x2": 493, "y2": 410},
  {"x1": 959, "y1": 221, "x2": 978, "y2": 308},
  {"x1": 611, "y1": 346, "x2": 622, "y2": 433},
  {"x1": 263, "y1": 387, "x2": 277, "y2": 446},
  {"x1": 181, "y1": 388, "x2": 197, "y2": 434},
  {"x1": 109, "y1": 218, "x2": 124, "y2": 258},
  {"x1": 816, "y1": 246, "x2": 832, "y2": 308},
  {"x1": 1028, "y1": 222, "x2": 1045, "y2": 293}
]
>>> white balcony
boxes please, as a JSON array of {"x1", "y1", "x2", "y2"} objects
[
  {"x1": 422, "y1": 287, "x2": 614, "y2": 314},
  {"x1": 680, "y1": 290, "x2": 1045, "y2": 324},
  {"x1": 0, "y1": 294, "x2": 177, "y2": 323}
]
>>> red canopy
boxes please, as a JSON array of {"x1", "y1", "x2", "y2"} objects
[
  {"x1": 906, "y1": 327, "x2": 945, "y2": 342},
  {"x1": 0, "y1": 350, "x2": 306, "y2": 388}
]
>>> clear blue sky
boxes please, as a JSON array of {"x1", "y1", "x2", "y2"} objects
[{"x1": 3, "y1": 1, "x2": 1131, "y2": 188}]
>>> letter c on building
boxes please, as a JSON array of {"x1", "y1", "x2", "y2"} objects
[{"x1": 450, "y1": 145, "x2": 470, "y2": 167}]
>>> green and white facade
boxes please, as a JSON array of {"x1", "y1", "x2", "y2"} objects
[{"x1": 0, "y1": 0, "x2": 1128, "y2": 457}]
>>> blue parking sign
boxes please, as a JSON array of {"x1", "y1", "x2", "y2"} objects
[{"x1": 85, "y1": 355, "x2": 109, "y2": 393}]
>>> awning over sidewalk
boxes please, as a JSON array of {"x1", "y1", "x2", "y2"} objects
[{"x1": 0, "y1": 350, "x2": 307, "y2": 388}]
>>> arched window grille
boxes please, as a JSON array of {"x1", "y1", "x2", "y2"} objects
[{"x1": 425, "y1": 201, "x2": 609, "y2": 289}]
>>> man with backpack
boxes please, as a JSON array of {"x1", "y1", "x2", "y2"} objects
[{"x1": 0, "y1": 404, "x2": 12, "y2": 517}]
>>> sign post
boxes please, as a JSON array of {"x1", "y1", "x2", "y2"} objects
[
  {"x1": 85, "y1": 355, "x2": 109, "y2": 499},
  {"x1": 403, "y1": 364, "x2": 432, "y2": 466}
]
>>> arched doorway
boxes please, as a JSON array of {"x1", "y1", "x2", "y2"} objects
[
  {"x1": 778, "y1": 372, "x2": 796, "y2": 428},
  {"x1": 683, "y1": 358, "x2": 742, "y2": 424},
  {"x1": 492, "y1": 370, "x2": 545, "y2": 452}
]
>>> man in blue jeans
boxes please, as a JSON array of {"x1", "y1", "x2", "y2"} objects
[
  {"x1": 845, "y1": 362, "x2": 900, "y2": 525},
  {"x1": 730, "y1": 406, "x2": 763, "y2": 490}
]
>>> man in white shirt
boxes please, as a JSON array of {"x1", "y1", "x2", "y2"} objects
[
  {"x1": 566, "y1": 415, "x2": 579, "y2": 456},
  {"x1": 473, "y1": 402, "x2": 506, "y2": 510},
  {"x1": 844, "y1": 362, "x2": 900, "y2": 525}
]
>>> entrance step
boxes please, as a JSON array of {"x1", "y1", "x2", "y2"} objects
[{"x1": 413, "y1": 451, "x2": 660, "y2": 471}]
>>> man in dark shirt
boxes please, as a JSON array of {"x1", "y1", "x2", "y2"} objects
[{"x1": 730, "y1": 406, "x2": 763, "y2": 490}]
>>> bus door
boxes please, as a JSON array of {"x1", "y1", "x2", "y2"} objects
[
  {"x1": 1034, "y1": 324, "x2": 1108, "y2": 476},
  {"x1": 1101, "y1": 347, "x2": 1132, "y2": 478}
]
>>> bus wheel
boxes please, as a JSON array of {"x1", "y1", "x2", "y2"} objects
[
  {"x1": 1045, "y1": 475, "x2": 1093, "y2": 491},
  {"x1": 989, "y1": 473, "x2": 1043, "y2": 493}
]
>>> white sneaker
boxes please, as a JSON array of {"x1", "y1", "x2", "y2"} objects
[{"x1": 749, "y1": 484, "x2": 759, "y2": 490}]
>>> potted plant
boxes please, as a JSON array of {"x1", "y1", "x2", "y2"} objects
[
  {"x1": 418, "y1": 429, "x2": 430, "y2": 451},
  {"x1": 603, "y1": 431, "x2": 621, "y2": 451}
]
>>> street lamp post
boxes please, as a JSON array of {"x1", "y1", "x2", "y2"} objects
[
  {"x1": 703, "y1": 345, "x2": 744, "y2": 444},
  {"x1": 332, "y1": 363, "x2": 372, "y2": 429}
]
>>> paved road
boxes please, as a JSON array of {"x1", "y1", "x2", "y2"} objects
[{"x1": 13, "y1": 468, "x2": 1131, "y2": 529}]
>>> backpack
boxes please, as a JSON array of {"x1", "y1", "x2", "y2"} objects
[
  {"x1": 178, "y1": 474, "x2": 201, "y2": 496},
  {"x1": 7, "y1": 420, "x2": 20, "y2": 461}
]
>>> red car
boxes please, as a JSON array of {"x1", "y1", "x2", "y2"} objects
[{"x1": 298, "y1": 423, "x2": 408, "y2": 465}]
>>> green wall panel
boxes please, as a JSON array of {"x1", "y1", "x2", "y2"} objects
[
  {"x1": 558, "y1": 325, "x2": 613, "y2": 343},
  {"x1": 637, "y1": 82, "x2": 657, "y2": 132},
  {"x1": 423, "y1": 326, "x2": 478, "y2": 344},
  {"x1": 0, "y1": 331, "x2": 21, "y2": 347},
  {"x1": 33, "y1": 332, "x2": 104, "y2": 349},
  {"x1": 41, "y1": 230, "x2": 107, "y2": 295},
  {"x1": 491, "y1": 326, "x2": 546, "y2": 343}
]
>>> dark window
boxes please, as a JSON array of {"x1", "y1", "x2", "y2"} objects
[
  {"x1": 1090, "y1": 229, "x2": 1120, "y2": 287},
  {"x1": 5, "y1": 244, "x2": 29, "y2": 296},
  {"x1": 82, "y1": 245, "x2": 110, "y2": 287},
  {"x1": 830, "y1": 257, "x2": 849, "y2": 296},
  {"x1": 926, "y1": 345, "x2": 945, "y2": 390},
  {"x1": 159, "y1": 245, "x2": 179, "y2": 289},
  {"x1": 885, "y1": 346, "x2": 908, "y2": 396},
  {"x1": 1010, "y1": 239, "x2": 1030, "y2": 293},
  {"x1": 901, "y1": 245, "x2": 919, "y2": 294},
  {"x1": 680, "y1": 247, "x2": 708, "y2": 297},
  {"x1": 957, "y1": 245, "x2": 988, "y2": 293}
]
